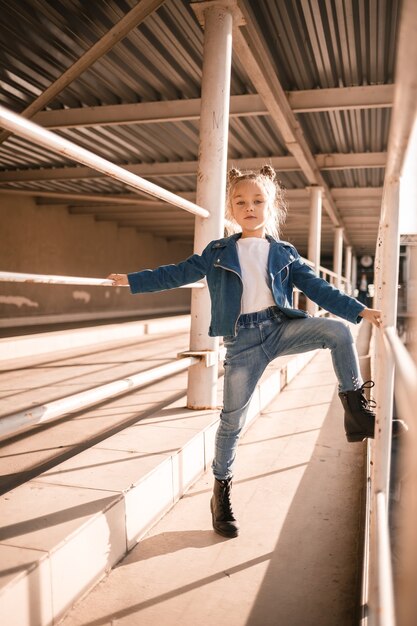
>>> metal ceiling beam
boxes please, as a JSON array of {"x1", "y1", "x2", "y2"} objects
[
  {"x1": 95, "y1": 215, "x2": 193, "y2": 223},
  {"x1": 31, "y1": 85, "x2": 394, "y2": 129},
  {"x1": 0, "y1": 186, "x2": 382, "y2": 201},
  {"x1": 0, "y1": 152, "x2": 386, "y2": 182},
  {"x1": 331, "y1": 187, "x2": 383, "y2": 199},
  {"x1": 70, "y1": 206, "x2": 190, "y2": 215},
  {"x1": 130, "y1": 224, "x2": 194, "y2": 231},
  {"x1": 233, "y1": 0, "x2": 346, "y2": 235},
  {"x1": 0, "y1": 0, "x2": 166, "y2": 145},
  {"x1": 288, "y1": 85, "x2": 394, "y2": 113}
]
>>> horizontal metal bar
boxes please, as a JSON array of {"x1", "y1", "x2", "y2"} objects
[
  {"x1": 383, "y1": 325, "x2": 417, "y2": 423},
  {"x1": 301, "y1": 256, "x2": 347, "y2": 282},
  {"x1": 0, "y1": 356, "x2": 200, "y2": 441},
  {"x1": 0, "y1": 270, "x2": 205, "y2": 289},
  {"x1": 0, "y1": 105, "x2": 209, "y2": 218}
]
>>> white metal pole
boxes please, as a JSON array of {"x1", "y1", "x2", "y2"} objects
[
  {"x1": 352, "y1": 254, "x2": 358, "y2": 298},
  {"x1": 186, "y1": 4, "x2": 233, "y2": 409},
  {"x1": 0, "y1": 270, "x2": 204, "y2": 288},
  {"x1": 344, "y1": 245, "x2": 353, "y2": 294},
  {"x1": 333, "y1": 227, "x2": 344, "y2": 289},
  {"x1": 0, "y1": 105, "x2": 208, "y2": 218},
  {"x1": 374, "y1": 178, "x2": 400, "y2": 497},
  {"x1": 0, "y1": 357, "x2": 199, "y2": 441},
  {"x1": 307, "y1": 186, "x2": 322, "y2": 315},
  {"x1": 369, "y1": 178, "x2": 400, "y2": 623}
]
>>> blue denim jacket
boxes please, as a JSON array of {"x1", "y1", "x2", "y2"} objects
[{"x1": 128, "y1": 233, "x2": 365, "y2": 337}]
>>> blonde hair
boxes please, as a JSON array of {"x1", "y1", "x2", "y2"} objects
[{"x1": 225, "y1": 165, "x2": 287, "y2": 239}]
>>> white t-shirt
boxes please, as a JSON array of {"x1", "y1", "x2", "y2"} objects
[{"x1": 236, "y1": 237, "x2": 276, "y2": 314}]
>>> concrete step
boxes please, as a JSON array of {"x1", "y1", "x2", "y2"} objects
[
  {"x1": 0, "y1": 331, "x2": 190, "y2": 417},
  {"x1": 0, "y1": 314, "x2": 191, "y2": 367},
  {"x1": 0, "y1": 328, "x2": 193, "y2": 493},
  {"x1": 0, "y1": 341, "x2": 316, "y2": 626}
]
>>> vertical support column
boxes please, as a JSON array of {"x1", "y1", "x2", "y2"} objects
[
  {"x1": 351, "y1": 255, "x2": 358, "y2": 298},
  {"x1": 333, "y1": 227, "x2": 344, "y2": 290},
  {"x1": 307, "y1": 186, "x2": 322, "y2": 315},
  {"x1": 187, "y1": 4, "x2": 233, "y2": 409},
  {"x1": 344, "y1": 245, "x2": 352, "y2": 294},
  {"x1": 373, "y1": 178, "x2": 400, "y2": 496}
]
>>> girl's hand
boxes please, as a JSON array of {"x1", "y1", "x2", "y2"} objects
[
  {"x1": 359, "y1": 307, "x2": 383, "y2": 328},
  {"x1": 107, "y1": 273, "x2": 129, "y2": 286}
]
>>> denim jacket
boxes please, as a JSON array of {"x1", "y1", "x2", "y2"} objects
[{"x1": 127, "y1": 233, "x2": 365, "y2": 337}]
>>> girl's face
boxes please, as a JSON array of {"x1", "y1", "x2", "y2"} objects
[{"x1": 231, "y1": 180, "x2": 270, "y2": 238}]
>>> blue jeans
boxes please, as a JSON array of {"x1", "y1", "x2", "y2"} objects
[{"x1": 212, "y1": 306, "x2": 363, "y2": 480}]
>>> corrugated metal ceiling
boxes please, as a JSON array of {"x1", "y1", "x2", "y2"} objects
[{"x1": 0, "y1": 0, "x2": 401, "y2": 256}]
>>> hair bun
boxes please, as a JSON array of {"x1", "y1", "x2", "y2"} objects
[
  {"x1": 227, "y1": 167, "x2": 242, "y2": 184},
  {"x1": 259, "y1": 164, "x2": 276, "y2": 181}
]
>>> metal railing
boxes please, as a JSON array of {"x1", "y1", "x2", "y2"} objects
[
  {"x1": 1, "y1": 267, "x2": 346, "y2": 316},
  {"x1": 362, "y1": 323, "x2": 417, "y2": 626},
  {"x1": 302, "y1": 256, "x2": 349, "y2": 290},
  {"x1": 0, "y1": 270, "x2": 205, "y2": 289},
  {"x1": 0, "y1": 356, "x2": 200, "y2": 441},
  {"x1": 0, "y1": 105, "x2": 209, "y2": 219}
]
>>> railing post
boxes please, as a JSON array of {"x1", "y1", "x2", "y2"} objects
[
  {"x1": 344, "y1": 245, "x2": 352, "y2": 294},
  {"x1": 186, "y1": 3, "x2": 234, "y2": 409},
  {"x1": 333, "y1": 226, "x2": 344, "y2": 289},
  {"x1": 307, "y1": 186, "x2": 322, "y2": 315},
  {"x1": 374, "y1": 178, "x2": 400, "y2": 495},
  {"x1": 352, "y1": 254, "x2": 358, "y2": 298}
]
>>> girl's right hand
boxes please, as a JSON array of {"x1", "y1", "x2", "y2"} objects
[{"x1": 107, "y1": 273, "x2": 129, "y2": 286}]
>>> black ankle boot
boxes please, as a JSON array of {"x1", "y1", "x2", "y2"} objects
[
  {"x1": 339, "y1": 381, "x2": 375, "y2": 442},
  {"x1": 210, "y1": 478, "x2": 239, "y2": 538}
]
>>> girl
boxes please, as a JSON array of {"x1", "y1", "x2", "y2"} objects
[{"x1": 108, "y1": 165, "x2": 381, "y2": 539}]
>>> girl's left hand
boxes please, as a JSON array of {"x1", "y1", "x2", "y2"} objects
[{"x1": 359, "y1": 307, "x2": 383, "y2": 328}]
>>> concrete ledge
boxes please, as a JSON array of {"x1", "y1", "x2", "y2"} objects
[
  {"x1": 0, "y1": 349, "x2": 316, "y2": 626},
  {"x1": 0, "y1": 315, "x2": 191, "y2": 362}
]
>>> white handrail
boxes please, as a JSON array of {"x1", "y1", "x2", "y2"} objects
[
  {"x1": 0, "y1": 356, "x2": 199, "y2": 441},
  {"x1": 376, "y1": 491, "x2": 396, "y2": 626},
  {"x1": 383, "y1": 325, "x2": 417, "y2": 427},
  {"x1": 301, "y1": 256, "x2": 348, "y2": 284},
  {"x1": 0, "y1": 104, "x2": 209, "y2": 219},
  {"x1": 0, "y1": 270, "x2": 205, "y2": 289},
  {"x1": 368, "y1": 325, "x2": 417, "y2": 626}
]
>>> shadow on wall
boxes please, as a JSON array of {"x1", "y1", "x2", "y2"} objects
[{"x1": 0, "y1": 194, "x2": 193, "y2": 323}]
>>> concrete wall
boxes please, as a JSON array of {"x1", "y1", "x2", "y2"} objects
[{"x1": 0, "y1": 194, "x2": 194, "y2": 327}]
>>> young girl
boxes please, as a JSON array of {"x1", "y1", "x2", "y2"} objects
[{"x1": 108, "y1": 165, "x2": 381, "y2": 539}]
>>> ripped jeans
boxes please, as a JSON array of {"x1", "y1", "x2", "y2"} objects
[{"x1": 212, "y1": 306, "x2": 363, "y2": 480}]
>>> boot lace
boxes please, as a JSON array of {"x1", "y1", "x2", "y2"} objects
[
  {"x1": 220, "y1": 481, "x2": 235, "y2": 520},
  {"x1": 359, "y1": 380, "x2": 376, "y2": 414}
]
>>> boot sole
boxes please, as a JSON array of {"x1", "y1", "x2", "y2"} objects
[{"x1": 210, "y1": 501, "x2": 239, "y2": 538}]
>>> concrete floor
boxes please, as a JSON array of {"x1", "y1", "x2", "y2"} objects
[{"x1": 61, "y1": 348, "x2": 366, "y2": 626}]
